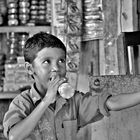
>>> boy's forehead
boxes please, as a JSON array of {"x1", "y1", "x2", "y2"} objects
[{"x1": 36, "y1": 47, "x2": 66, "y2": 58}]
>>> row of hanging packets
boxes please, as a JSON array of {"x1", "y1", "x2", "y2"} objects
[{"x1": 83, "y1": 0, "x2": 104, "y2": 41}]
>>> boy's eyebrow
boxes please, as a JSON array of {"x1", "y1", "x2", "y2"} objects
[
  {"x1": 39, "y1": 56, "x2": 52, "y2": 60},
  {"x1": 39, "y1": 55, "x2": 66, "y2": 60}
]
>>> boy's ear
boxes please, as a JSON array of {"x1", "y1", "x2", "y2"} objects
[{"x1": 25, "y1": 62, "x2": 34, "y2": 75}]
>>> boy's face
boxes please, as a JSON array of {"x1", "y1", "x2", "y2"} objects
[{"x1": 31, "y1": 47, "x2": 66, "y2": 95}]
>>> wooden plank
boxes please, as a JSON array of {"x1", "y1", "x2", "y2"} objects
[
  {"x1": 77, "y1": 40, "x2": 99, "y2": 92},
  {"x1": 77, "y1": 39, "x2": 106, "y2": 91},
  {"x1": 102, "y1": 0, "x2": 119, "y2": 75},
  {"x1": 79, "y1": 40, "x2": 99, "y2": 76},
  {"x1": 117, "y1": 33, "x2": 126, "y2": 75},
  {"x1": 120, "y1": 0, "x2": 138, "y2": 32},
  {"x1": 76, "y1": 73, "x2": 90, "y2": 93},
  {"x1": 132, "y1": 0, "x2": 138, "y2": 30},
  {"x1": 91, "y1": 40, "x2": 100, "y2": 76},
  {"x1": 99, "y1": 39, "x2": 106, "y2": 75}
]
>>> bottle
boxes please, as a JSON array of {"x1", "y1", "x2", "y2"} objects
[{"x1": 58, "y1": 82, "x2": 75, "y2": 99}]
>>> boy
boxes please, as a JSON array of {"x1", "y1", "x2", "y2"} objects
[{"x1": 3, "y1": 32, "x2": 140, "y2": 140}]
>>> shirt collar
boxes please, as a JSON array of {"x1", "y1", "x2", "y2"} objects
[
  {"x1": 30, "y1": 84, "x2": 42, "y2": 105},
  {"x1": 55, "y1": 96, "x2": 67, "y2": 113}
]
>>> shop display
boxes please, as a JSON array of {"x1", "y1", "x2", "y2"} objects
[
  {"x1": 19, "y1": 0, "x2": 30, "y2": 25},
  {"x1": 0, "y1": 0, "x2": 52, "y2": 92},
  {"x1": 6, "y1": 32, "x2": 18, "y2": 64},
  {"x1": 4, "y1": 63, "x2": 17, "y2": 91},
  {"x1": 2, "y1": 32, "x2": 33, "y2": 92},
  {"x1": 7, "y1": 1, "x2": 18, "y2": 26},
  {"x1": 66, "y1": 0, "x2": 82, "y2": 72},
  {"x1": 28, "y1": 0, "x2": 38, "y2": 26},
  {"x1": 38, "y1": 0, "x2": 46, "y2": 24},
  {"x1": 4, "y1": 56, "x2": 33, "y2": 92},
  {"x1": 67, "y1": 1, "x2": 82, "y2": 35},
  {"x1": 66, "y1": 52, "x2": 80, "y2": 72},
  {"x1": 3, "y1": 0, "x2": 51, "y2": 26},
  {"x1": 0, "y1": 0, "x2": 105, "y2": 93},
  {"x1": 83, "y1": 0, "x2": 104, "y2": 40},
  {"x1": 52, "y1": 0, "x2": 82, "y2": 73},
  {"x1": 46, "y1": 0, "x2": 51, "y2": 23},
  {"x1": 18, "y1": 32, "x2": 28, "y2": 56}
]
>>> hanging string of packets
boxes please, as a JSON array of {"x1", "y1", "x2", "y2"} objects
[{"x1": 83, "y1": 0, "x2": 104, "y2": 41}]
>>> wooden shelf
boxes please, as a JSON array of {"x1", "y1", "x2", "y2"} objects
[
  {"x1": 0, "y1": 86, "x2": 31, "y2": 99},
  {"x1": 0, "y1": 26, "x2": 51, "y2": 34},
  {"x1": 0, "y1": 92, "x2": 19, "y2": 99}
]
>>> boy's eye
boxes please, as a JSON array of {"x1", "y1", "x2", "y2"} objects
[
  {"x1": 44, "y1": 59, "x2": 50, "y2": 64},
  {"x1": 59, "y1": 58, "x2": 66, "y2": 64}
]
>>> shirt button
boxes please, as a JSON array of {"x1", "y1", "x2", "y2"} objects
[
  {"x1": 56, "y1": 132, "x2": 59, "y2": 136},
  {"x1": 33, "y1": 97, "x2": 37, "y2": 102}
]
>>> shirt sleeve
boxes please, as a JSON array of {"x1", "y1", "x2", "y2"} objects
[
  {"x1": 3, "y1": 94, "x2": 32, "y2": 138},
  {"x1": 98, "y1": 91, "x2": 112, "y2": 117},
  {"x1": 75, "y1": 91, "x2": 111, "y2": 128}
]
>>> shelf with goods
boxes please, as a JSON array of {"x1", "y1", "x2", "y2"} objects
[
  {"x1": 0, "y1": 26, "x2": 51, "y2": 34},
  {"x1": 0, "y1": 0, "x2": 52, "y2": 97},
  {"x1": 0, "y1": 0, "x2": 52, "y2": 34},
  {"x1": 0, "y1": 25, "x2": 51, "y2": 97}
]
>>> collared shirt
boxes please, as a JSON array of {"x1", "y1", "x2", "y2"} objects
[{"x1": 3, "y1": 84, "x2": 111, "y2": 140}]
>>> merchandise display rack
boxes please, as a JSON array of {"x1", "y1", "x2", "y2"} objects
[
  {"x1": 0, "y1": 26, "x2": 51, "y2": 34},
  {"x1": 0, "y1": 26, "x2": 51, "y2": 99}
]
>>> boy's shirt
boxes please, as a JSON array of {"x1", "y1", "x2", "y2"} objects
[{"x1": 3, "y1": 84, "x2": 111, "y2": 140}]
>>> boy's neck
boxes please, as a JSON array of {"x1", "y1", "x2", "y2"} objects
[{"x1": 34, "y1": 83, "x2": 45, "y2": 98}]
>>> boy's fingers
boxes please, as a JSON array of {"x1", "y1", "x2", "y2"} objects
[{"x1": 58, "y1": 78, "x2": 67, "y2": 87}]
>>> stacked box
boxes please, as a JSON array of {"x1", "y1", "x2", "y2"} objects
[
  {"x1": 28, "y1": 0, "x2": 38, "y2": 26},
  {"x1": 46, "y1": 0, "x2": 51, "y2": 23},
  {"x1": 15, "y1": 56, "x2": 33, "y2": 89},
  {"x1": 4, "y1": 57, "x2": 33, "y2": 92},
  {"x1": 19, "y1": 0, "x2": 30, "y2": 25},
  {"x1": 7, "y1": 0, "x2": 18, "y2": 26},
  {"x1": 4, "y1": 63, "x2": 17, "y2": 91}
]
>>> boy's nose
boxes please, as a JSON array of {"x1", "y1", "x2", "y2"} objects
[{"x1": 51, "y1": 63, "x2": 59, "y2": 72}]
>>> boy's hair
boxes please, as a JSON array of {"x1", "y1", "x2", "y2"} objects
[{"x1": 24, "y1": 32, "x2": 66, "y2": 63}]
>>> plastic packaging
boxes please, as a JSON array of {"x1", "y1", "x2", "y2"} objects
[{"x1": 58, "y1": 82, "x2": 75, "y2": 99}]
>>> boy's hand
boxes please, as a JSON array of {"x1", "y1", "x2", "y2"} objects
[{"x1": 44, "y1": 75, "x2": 66, "y2": 103}]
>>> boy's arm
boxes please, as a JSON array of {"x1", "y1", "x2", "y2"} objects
[
  {"x1": 8, "y1": 76, "x2": 66, "y2": 140},
  {"x1": 8, "y1": 95, "x2": 52, "y2": 140},
  {"x1": 106, "y1": 92, "x2": 140, "y2": 111}
]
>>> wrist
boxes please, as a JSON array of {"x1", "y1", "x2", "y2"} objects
[{"x1": 42, "y1": 95, "x2": 55, "y2": 105}]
